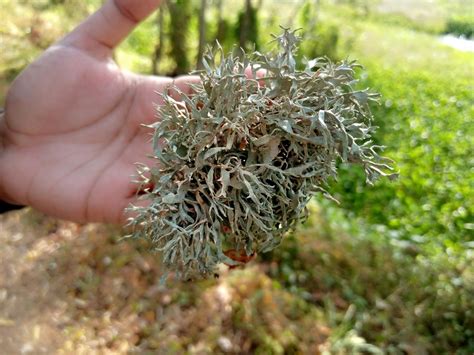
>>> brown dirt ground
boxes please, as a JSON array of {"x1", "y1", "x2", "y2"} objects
[
  {"x1": 1, "y1": 209, "x2": 329, "y2": 354},
  {"x1": 0, "y1": 208, "x2": 168, "y2": 354}
]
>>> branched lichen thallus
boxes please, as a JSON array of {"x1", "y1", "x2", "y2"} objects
[{"x1": 126, "y1": 28, "x2": 397, "y2": 280}]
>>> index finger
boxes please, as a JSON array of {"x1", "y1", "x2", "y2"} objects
[{"x1": 61, "y1": 0, "x2": 161, "y2": 56}]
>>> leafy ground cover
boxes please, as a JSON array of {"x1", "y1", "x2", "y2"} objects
[
  {"x1": 2, "y1": 205, "x2": 471, "y2": 353},
  {"x1": 330, "y1": 19, "x2": 474, "y2": 246}
]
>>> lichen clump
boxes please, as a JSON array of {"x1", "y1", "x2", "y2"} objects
[{"x1": 128, "y1": 29, "x2": 396, "y2": 278}]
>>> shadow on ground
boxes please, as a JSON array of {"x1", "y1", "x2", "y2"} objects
[{"x1": 0, "y1": 209, "x2": 329, "y2": 354}]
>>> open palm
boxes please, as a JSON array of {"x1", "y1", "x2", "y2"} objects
[{"x1": 0, "y1": 0, "x2": 197, "y2": 223}]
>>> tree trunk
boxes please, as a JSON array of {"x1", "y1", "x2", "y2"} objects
[
  {"x1": 239, "y1": 0, "x2": 251, "y2": 50},
  {"x1": 215, "y1": 0, "x2": 225, "y2": 43},
  {"x1": 196, "y1": 0, "x2": 207, "y2": 69},
  {"x1": 152, "y1": 4, "x2": 165, "y2": 75},
  {"x1": 168, "y1": 0, "x2": 191, "y2": 75}
]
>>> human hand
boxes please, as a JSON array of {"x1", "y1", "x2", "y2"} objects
[{"x1": 0, "y1": 0, "x2": 198, "y2": 223}]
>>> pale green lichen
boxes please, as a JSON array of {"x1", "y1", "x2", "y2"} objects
[{"x1": 127, "y1": 28, "x2": 396, "y2": 279}]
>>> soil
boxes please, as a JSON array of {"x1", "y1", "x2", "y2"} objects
[{"x1": 0, "y1": 208, "x2": 163, "y2": 354}]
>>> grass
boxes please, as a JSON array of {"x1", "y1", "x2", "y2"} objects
[
  {"x1": 2, "y1": 203, "x2": 472, "y2": 353},
  {"x1": 329, "y1": 18, "x2": 474, "y2": 246},
  {"x1": 269, "y1": 201, "x2": 474, "y2": 352}
]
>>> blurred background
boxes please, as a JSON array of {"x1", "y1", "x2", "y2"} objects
[{"x1": 0, "y1": 0, "x2": 473, "y2": 353}]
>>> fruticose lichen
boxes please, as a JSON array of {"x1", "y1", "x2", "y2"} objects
[{"x1": 127, "y1": 29, "x2": 396, "y2": 279}]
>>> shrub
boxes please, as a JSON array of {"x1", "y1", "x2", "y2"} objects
[{"x1": 445, "y1": 18, "x2": 474, "y2": 38}]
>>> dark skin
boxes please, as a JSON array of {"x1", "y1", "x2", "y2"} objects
[{"x1": 0, "y1": 0, "x2": 199, "y2": 223}]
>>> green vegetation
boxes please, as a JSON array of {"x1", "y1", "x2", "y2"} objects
[
  {"x1": 268, "y1": 203, "x2": 474, "y2": 352},
  {"x1": 331, "y1": 22, "x2": 474, "y2": 246},
  {"x1": 1, "y1": 0, "x2": 473, "y2": 353},
  {"x1": 445, "y1": 18, "x2": 474, "y2": 38}
]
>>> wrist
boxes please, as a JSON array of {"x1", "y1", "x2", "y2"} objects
[
  {"x1": 0, "y1": 108, "x2": 6, "y2": 201},
  {"x1": 0, "y1": 107, "x2": 18, "y2": 205},
  {"x1": 0, "y1": 107, "x2": 7, "y2": 203}
]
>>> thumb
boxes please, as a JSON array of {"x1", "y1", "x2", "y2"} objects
[{"x1": 61, "y1": 0, "x2": 161, "y2": 56}]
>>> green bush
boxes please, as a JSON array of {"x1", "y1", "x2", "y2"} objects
[
  {"x1": 445, "y1": 18, "x2": 474, "y2": 38},
  {"x1": 266, "y1": 204, "x2": 474, "y2": 353},
  {"x1": 321, "y1": 20, "x2": 474, "y2": 246},
  {"x1": 334, "y1": 61, "x2": 474, "y2": 245},
  {"x1": 297, "y1": 1, "x2": 341, "y2": 61}
]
